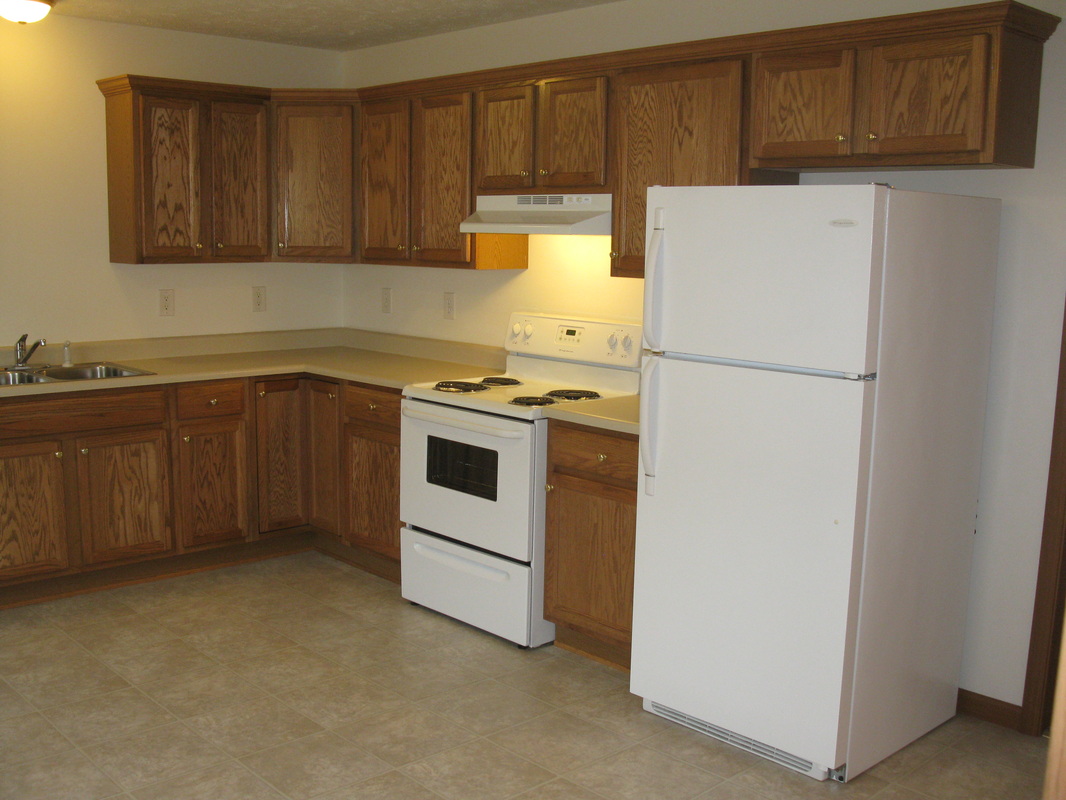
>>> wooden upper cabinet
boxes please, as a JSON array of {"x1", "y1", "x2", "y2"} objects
[
  {"x1": 411, "y1": 92, "x2": 473, "y2": 265},
  {"x1": 210, "y1": 101, "x2": 270, "y2": 258},
  {"x1": 750, "y1": 50, "x2": 856, "y2": 159},
  {"x1": 98, "y1": 75, "x2": 272, "y2": 264},
  {"x1": 750, "y1": 30, "x2": 1026, "y2": 168},
  {"x1": 611, "y1": 61, "x2": 744, "y2": 278},
  {"x1": 274, "y1": 103, "x2": 355, "y2": 260},
  {"x1": 360, "y1": 98, "x2": 411, "y2": 262},
  {"x1": 866, "y1": 35, "x2": 988, "y2": 156},
  {"x1": 475, "y1": 76, "x2": 607, "y2": 191}
]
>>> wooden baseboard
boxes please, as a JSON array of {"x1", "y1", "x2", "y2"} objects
[
  {"x1": 957, "y1": 687, "x2": 1026, "y2": 731},
  {"x1": 553, "y1": 624, "x2": 631, "y2": 671}
]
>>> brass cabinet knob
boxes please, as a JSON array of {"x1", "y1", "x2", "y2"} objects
[
  {"x1": 609, "y1": 251, "x2": 619, "y2": 258},
  {"x1": 520, "y1": 170, "x2": 530, "y2": 177},
  {"x1": 866, "y1": 132, "x2": 879, "y2": 140},
  {"x1": 80, "y1": 448, "x2": 89, "y2": 454},
  {"x1": 412, "y1": 245, "x2": 421, "y2": 252},
  {"x1": 54, "y1": 451, "x2": 63, "y2": 459},
  {"x1": 396, "y1": 244, "x2": 406, "y2": 251},
  {"x1": 545, "y1": 484, "x2": 554, "y2": 492},
  {"x1": 183, "y1": 435, "x2": 191, "y2": 443},
  {"x1": 368, "y1": 403, "x2": 377, "y2": 411},
  {"x1": 278, "y1": 242, "x2": 286, "y2": 248},
  {"x1": 258, "y1": 390, "x2": 266, "y2": 398},
  {"x1": 327, "y1": 392, "x2": 336, "y2": 400},
  {"x1": 208, "y1": 399, "x2": 218, "y2": 406},
  {"x1": 195, "y1": 243, "x2": 203, "y2": 250},
  {"x1": 539, "y1": 168, "x2": 548, "y2": 176},
  {"x1": 216, "y1": 242, "x2": 224, "y2": 249},
  {"x1": 835, "y1": 134, "x2": 847, "y2": 142},
  {"x1": 597, "y1": 453, "x2": 607, "y2": 462}
]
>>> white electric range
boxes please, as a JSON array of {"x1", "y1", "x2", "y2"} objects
[{"x1": 399, "y1": 312, "x2": 642, "y2": 646}]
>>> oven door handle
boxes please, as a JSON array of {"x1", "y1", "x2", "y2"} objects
[
  {"x1": 401, "y1": 406, "x2": 526, "y2": 439},
  {"x1": 412, "y1": 541, "x2": 511, "y2": 582}
]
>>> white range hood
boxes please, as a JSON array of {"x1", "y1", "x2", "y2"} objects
[{"x1": 459, "y1": 193, "x2": 612, "y2": 235}]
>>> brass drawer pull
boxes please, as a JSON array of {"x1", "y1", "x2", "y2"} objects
[
  {"x1": 866, "y1": 132, "x2": 879, "y2": 140},
  {"x1": 54, "y1": 451, "x2": 63, "y2": 459},
  {"x1": 259, "y1": 391, "x2": 266, "y2": 398},
  {"x1": 328, "y1": 392, "x2": 336, "y2": 400},
  {"x1": 597, "y1": 453, "x2": 607, "y2": 462},
  {"x1": 368, "y1": 403, "x2": 377, "y2": 411},
  {"x1": 208, "y1": 399, "x2": 218, "y2": 406},
  {"x1": 183, "y1": 436, "x2": 191, "y2": 443},
  {"x1": 545, "y1": 484, "x2": 554, "y2": 492},
  {"x1": 835, "y1": 134, "x2": 847, "y2": 142},
  {"x1": 80, "y1": 448, "x2": 89, "y2": 454}
]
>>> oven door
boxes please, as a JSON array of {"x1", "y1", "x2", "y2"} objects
[{"x1": 400, "y1": 398, "x2": 542, "y2": 562}]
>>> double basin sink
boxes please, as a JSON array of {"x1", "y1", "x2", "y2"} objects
[{"x1": 0, "y1": 362, "x2": 154, "y2": 385}]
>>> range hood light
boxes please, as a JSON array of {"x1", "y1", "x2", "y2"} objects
[{"x1": 0, "y1": 0, "x2": 53, "y2": 23}]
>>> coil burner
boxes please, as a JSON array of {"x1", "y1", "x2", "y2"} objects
[{"x1": 433, "y1": 381, "x2": 491, "y2": 393}]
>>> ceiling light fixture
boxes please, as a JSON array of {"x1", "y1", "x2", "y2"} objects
[{"x1": 0, "y1": 0, "x2": 53, "y2": 24}]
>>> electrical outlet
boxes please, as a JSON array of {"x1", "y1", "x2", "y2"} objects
[
  {"x1": 381, "y1": 287, "x2": 393, "y2": 314},
  {"x1": 159, "y1": 288, "x2": 175, "y2": 316},
  {"x1": 443, "y1": 291, "x2": 456, "y2": 320},
  {"x1": 252, "y1": 286, "x2": 266, "y2": 312}
]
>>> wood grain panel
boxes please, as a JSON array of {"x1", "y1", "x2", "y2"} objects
[
  {"x1": 751, "y1": 49, "x2": 857, "y2": 158},
  {"x1": 475, "y1": 85, "x2": 535, "y2": 190},
  {"x1": 0, "y1": 441, "x2": 69, "y2": 580},
  {"x1": 0, "y1": 388, "x2": 166, "y2": 439},
  {"x1": 344, "y1": 422, "x2": 400, "y2": 559},
  {"x1": 256, "y1": 379, "x2": 306, "y2": 532},
  {"x1": 275, "y1": 104, "x2": 355, "y2": 259},
  {"x1": 360, "y1": 98, "x2": 410, "y2": 262},
  {"x1": 141, "y1": 95, "x2": 201, "y2": 259},
  {"x1": 306, "y1": 380, "x2": 341, "y2": 534},
  {"x1": 176, "y1": 418, "x2": 249, "y2": 547},
  {"x1": 210, "y1": 101, "x2": 270, "y2": 257},
  {"x1": 537, "y1": 76, "x2": 608, "y2": 187},
  {"x1": 412, "y1": 92, "x2": 472, "y2": 265},
  {"x1": 343, "y1": 383, "x2": 401, "y2": 427},
  {"x1": 176, "y1": 380, "x2": 245, "y2": 419},
  {"x1": 549, "y1": 424, "x2": 638, "y2": 486},
  {"x1": 866, "y1": 34, "x2": 988, "y2": 155},
  {"x1": 611, "y1": 61, "x2": 744, "y2": 278},
  {"x1": 78, "y1": 429, "x2": 171, "y2": 565}
]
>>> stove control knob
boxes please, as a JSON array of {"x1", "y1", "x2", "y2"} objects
[
  {"x1": 523, "y1": 323, "x2": 534, "y2": 338},
  {"x1": 607, "y1": 332, "x2": 618, "y2": 349},
  {"x1": 511, "y1": 322, "x2": 522, "y2": 338},
  {"x1": 622, "y1": 334, "x2": 634, "y2": 351}
]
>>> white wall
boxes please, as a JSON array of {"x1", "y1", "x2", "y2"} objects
[
  {"x1": 341, "y1": 0, "x2": 1066, "y2": 708},
  {"x1": 0, "y1": 14, "x2": 346, "y2": 344}
]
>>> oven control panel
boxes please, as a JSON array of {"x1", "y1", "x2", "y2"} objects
[{"x1": 506, "y1": 313, "x2": 642, "y2": 366}]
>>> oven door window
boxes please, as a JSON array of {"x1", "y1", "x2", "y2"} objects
[{"x1": 426, "y1": 436, "x2": 498, "y2": 501}]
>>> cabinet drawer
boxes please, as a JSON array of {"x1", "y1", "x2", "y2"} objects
[
  {"x1": 344, "y1": 383, "x2": 400, "y2": 428},
  {"x1": 0, "y1": 388, "x2": 166, "y2": 439},
  {"x1": 548, "y1": 422, "x2": 638, "y2": 486},
  {"x1": 176, "y1": 380, "x2": 245, "y2": 419}
]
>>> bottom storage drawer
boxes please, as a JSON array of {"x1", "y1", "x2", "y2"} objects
[{"x1": 400, "y1": 526, "x2": 553, "y2": 647}]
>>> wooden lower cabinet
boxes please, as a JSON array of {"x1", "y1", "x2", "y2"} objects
[
  {"x1": 256, "y1": 378, "x2": 306, "y2": 532},
  {"x1": 0, "y1": 441, "x2": 70, "y2": 580},
  {"x1": 343, "y1": 383, "x2": 401, "y2": 559},
  {"x1": 544, "y1": 420, "x2": 638, "y2": 668},
  {"x1": 77, "y1": 428, "x2": 172, "y2": 566},
  {"x1": 306, "y1": 379, "x2": 342, "y2": 534},
  {"x1": 175, "y1": 418, "x2": 250, "y2": 547}
]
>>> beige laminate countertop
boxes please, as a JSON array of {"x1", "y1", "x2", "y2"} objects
[{"x1": 0, "y1": 341, "x2": 641, "y2": 434}]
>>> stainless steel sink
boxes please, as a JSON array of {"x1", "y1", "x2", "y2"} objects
[
  {"x1": 38, "y1": 362, "x2": 154, "y2": 381},
  {"x1": 0, "y1": 370, "x2": 53, "y2": 385}
]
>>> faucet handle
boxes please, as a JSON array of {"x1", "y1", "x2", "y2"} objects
[{"x1": 15, "y1": 334, "x2": 27, "y2": 345}]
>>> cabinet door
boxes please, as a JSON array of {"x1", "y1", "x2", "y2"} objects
[
  {"x1": 750, "y1": 50, "x2": 857, "y2": 159},
  {"x1": 78, "y1": 429, "x2": 172, "y2": 565},
  {"x1": 275, "y1": 104, "x2": 355, "y2": 259},
  {"x1": 611, "y1": 61, "x2": 743, "y2": 278},
  {"x1": 544, "y1": 473, "x2": 636, "y2": 644},
  {"x1": 344, "y1": 422, "x2": 400, "y2": 559},
  {"x1": 360, "y1": 98, "x2": 410, "y2": 262},
  {"x1": 411, "y1": 92, "x2": 473, "y2": 266},
  {"x1": 865, "y1": 35, "x2": 988, "y2": 156},
  {"x1": 210, "y1": 101, "x2": 270, "y2": 258},
  {"x1": 537, "y1": 76, "x2": 608, "y2": 187},
  {"x1": 256, "y1": 379, "x2": 306, "y2": 532},
  {"x1": 176, "y1": 419, "x2": 250, "y2": 547},
  {"x1": 306, "y1": 379, "x2": 341, "y2": 534},
  {"x1": 475, "y1": 85, "x2": 535, "y2": 190},
  {"x1": 141, "y1": 95, "x2": 203, "y2": 260},
  {"x1": 0, "y1": 441, "x2": 69, "y2": 580}
]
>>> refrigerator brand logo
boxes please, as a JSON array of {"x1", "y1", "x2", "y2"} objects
[{"x1": 829, "y1": 219, "x2": 858, "y2": 227}]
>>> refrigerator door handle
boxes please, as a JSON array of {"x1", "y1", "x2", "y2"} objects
[
  {"x1": 639, "y1": 353, "x2": 661, "y2": 496},
  {"x1": 642, "y1": 215, "x2": 665, "y2": 352}
]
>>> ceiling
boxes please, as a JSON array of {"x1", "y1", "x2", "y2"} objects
[{"x1": 50, "y1": 0, "x2": 623, "y2": 51}]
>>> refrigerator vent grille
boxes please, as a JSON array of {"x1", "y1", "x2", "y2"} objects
[{"x1": 648, "y1": 702, "x2": 829, "y2": 781}]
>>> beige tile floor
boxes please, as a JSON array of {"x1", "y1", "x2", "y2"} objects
[{"x1": 0, "y1": 551, "x2": 1049, "y2": 800}]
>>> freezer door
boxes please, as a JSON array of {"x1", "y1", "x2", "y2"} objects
[
  {"x1": 631, "y1": 356, "x2": 873, "y2": 770},
  {"x1": 644, "y1": 185, "x2": 885, "y2": 376}
]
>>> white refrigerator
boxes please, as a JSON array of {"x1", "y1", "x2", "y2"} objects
[{"x1": 630, "y1": 184, "x2": 1001, "y2": 782}]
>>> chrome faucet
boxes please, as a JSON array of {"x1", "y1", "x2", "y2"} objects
[{"x1": 13, "y1": 334, "x2": 46, "y2": 368}]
